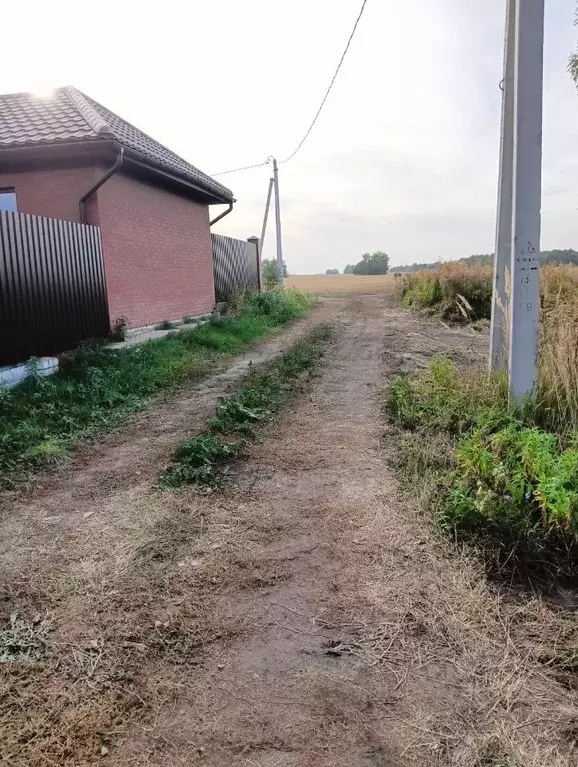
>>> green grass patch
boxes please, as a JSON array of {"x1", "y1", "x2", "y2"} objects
[
  {"x1": 160, "y1": 324, "x2": 333, "y2": 489},
  {"x1": 388, "y1": 357, "x2": 578, "y2": 575},
  {"x1": 0, "y1": 289, "x2": 314, "y2": 489},
  {"x1": 160, "y1": 434, "x2": 243, "y2": 489},
  {"x1": 388, "y1": 357, "x2": 511, "y2": 435}
]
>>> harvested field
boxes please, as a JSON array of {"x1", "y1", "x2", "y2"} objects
[{"x1": 286, "y1": 273, "x2": 396, "y2": 295}]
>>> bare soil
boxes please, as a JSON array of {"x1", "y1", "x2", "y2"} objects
[{"x1": 1, "y1": 294, "x2": 577, "y2": 766}]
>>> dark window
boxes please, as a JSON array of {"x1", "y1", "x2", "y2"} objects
[{"x1": 0, "y1": 188, "x2": 17, "y2": 213}]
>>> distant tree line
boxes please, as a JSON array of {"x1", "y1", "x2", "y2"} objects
[
  {"x1": 390, "y1": 249, "x2": 578, "y2": 273},
  {"x1": 344, "y1": 251, "x2": 390, "y2": 275},
  {"x1": 326, "y1": 268, "x2": 339, "y2": 275}
]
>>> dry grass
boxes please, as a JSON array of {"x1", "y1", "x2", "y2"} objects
[
  {"x1": 397, "y1": 261, "x2": 578, "y2": 432},
  {"x1": 539, "y1": 265, "x2": 578, "y2": 432},
  {"x1": 286, "y1": 273, "x2": 396, "y2": 295},
  {"x1": 0, "y1": 487, "x2": 255, "y2": 766},
  {"x1": 397, "y1": 262, "x2": 493, "y2": 322},
  {"x1": 324, "y1": 493, "x2": 578, "y2": 766}
]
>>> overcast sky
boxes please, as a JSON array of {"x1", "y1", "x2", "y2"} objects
[{"x1": 2, "y1": 0, "x2": 577, "y2": 273}]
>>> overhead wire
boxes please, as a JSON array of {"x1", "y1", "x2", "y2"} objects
[
  {"x1": 210, "y1": 0, "x2": 369, "y2": 177},
  {"x1": 279, "y1": 0, "x2": 369, "y2": 164},
  {"x1": 212, "y1": 158, "x2": 271, "y2": 177}
]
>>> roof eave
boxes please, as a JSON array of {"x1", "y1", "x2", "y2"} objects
[
  {"x1": 122, "y1": 152, "x2": 233, "y2": 205},
  {"x1": 0, "y1": 139, "x2": 234, "y2": 204},
  {"x1": 0, "y1": 138, "x2": 119, "y2": 169}
]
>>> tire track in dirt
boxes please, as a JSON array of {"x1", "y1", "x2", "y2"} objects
[{"x1": 0, "y1": 300, "x2": 338, "y2": 584}]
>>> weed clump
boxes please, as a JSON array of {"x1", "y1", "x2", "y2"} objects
[
  {"x1": 442, "y1": 426, "x2": 578, "y2": 563},
  {"x1": 388, "y1": 357, "x2": 510, "y2": 435},
  {"x1": 0, "y1": 610, "x2": 50, "y2": 663},
  {"x1": 109, "y1": 315, "x2": 129, "y2": 342},
  {"x1": 210, "y1": 397, "x2": 269, "y2": 435},
  {"x1": 161, "y1": 434, "x2": 241, "y2": 488}
]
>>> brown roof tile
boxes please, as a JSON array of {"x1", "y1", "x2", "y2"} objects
[{"x1": 0, "y1": 86, "x2": 232, "y2": 203}]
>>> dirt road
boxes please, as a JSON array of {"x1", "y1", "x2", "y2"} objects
[{"x1": 1, "y1": 295, "x2": 576, "y2": 766}]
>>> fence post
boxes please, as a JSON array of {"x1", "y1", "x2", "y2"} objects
[{"x1": 247, "y1": 236, "x2": 261, "y2": 292}]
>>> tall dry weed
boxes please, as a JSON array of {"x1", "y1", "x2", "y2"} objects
[{"x1": 539, "y1": 266, "x2": 578, "y2": 432}]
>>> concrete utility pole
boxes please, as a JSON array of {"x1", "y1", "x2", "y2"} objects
[
  {"x1": 507, "y1": 0, "x2": 544, "y2": 404},
  {"x1": 272, "y1": 158, "x2": 285, "y2": 286},
  {"x1": 489, "y1": 0, "x2": 516, "y2": 371},
  {"x1": 260, "y1": 177, "x2": 274, "y2": 258}
]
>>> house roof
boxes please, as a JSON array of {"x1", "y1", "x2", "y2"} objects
[{"x1": 0, "y1": 86, "x2": 233, "y2": 204}]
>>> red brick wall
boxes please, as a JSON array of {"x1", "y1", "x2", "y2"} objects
[
  {"x1": 0, "y1": 166, "x2": 100, "y2": 222},
  {"x1": 96, "y1": 172, "x2": 215, "y2": 327}
]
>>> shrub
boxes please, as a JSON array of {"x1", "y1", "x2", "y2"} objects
[
  {"x1": 241, "y1": 288, "x2": 314, "y2": 325},
  {"x1": 261, "y1": 259, "x2": 288, "y2": 289}
]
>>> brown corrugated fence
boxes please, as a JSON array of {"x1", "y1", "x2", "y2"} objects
[
  {"x1": 211, "y1": 233, "x2": 259, "y2": 302},
  {"x1": 0, "y1": 211, "x2": 109, "y2": 365}
]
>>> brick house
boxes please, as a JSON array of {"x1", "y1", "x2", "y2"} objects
[{"x1": 0, "y1": 86, "x2": 233, "y2": 328}]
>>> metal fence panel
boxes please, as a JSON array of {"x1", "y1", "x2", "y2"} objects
[
  {"x1": 0, "y1": 211, "x2": 109, "y2": 365},
  {"x1": 211, "y1": 233, "x2": 259, "y2": 302}
]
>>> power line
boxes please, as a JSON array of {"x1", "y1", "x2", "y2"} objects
[
  {"x1": 212, "y1": 157, "x2": 271, "y2": 177},
  {"x1": 280, "y1": 0, "x2": 369, "y2": 164},
  {"x1": 210, "y1": 0, "x2": 369, "y2": 177}
]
